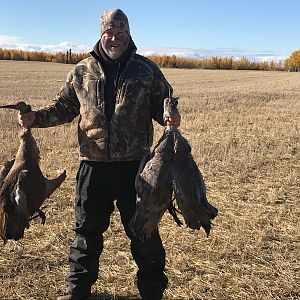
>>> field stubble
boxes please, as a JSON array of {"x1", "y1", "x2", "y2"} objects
[{"x1": 0, "y1": 61, "x2": 299, "y2": 300}]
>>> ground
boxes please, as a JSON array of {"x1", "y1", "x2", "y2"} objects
[{"x1": 0, "y1": 61, "x2": 299, "y2": 299}]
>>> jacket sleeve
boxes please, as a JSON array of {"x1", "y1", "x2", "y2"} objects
[
  {"x1": 150, "y1": 65, "x2": 173, "y2": 126},
  {"x1": 32, "y1": 69, "x2": 80, "y2": 128}
]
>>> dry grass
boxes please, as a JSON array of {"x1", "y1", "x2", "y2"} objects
[{"x1": 0, "y1": 61, "x2": 299, "y2": 300}]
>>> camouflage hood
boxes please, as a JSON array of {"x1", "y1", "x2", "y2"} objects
[{"x1": 33, "y1": 51, "x2": 172, "y2": 162}]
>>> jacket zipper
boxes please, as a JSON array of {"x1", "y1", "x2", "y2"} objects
[
  {"x1": 106, "y1": 122, "x2": 111, "y2": 160},
  {"x1": 106, "y1": 62, "x2": 122, "y2": 161}
]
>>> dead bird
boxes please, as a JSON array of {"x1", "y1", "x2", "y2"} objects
[
  {"x1": 0, "y1": 102, "x2": 66, "y2": 244},
  {"x1": 131, "y1": 130, "x2": 174, "y2": 241},
  {"x1": 131, "y1": 97, "x2": 218, "y2": 241}
]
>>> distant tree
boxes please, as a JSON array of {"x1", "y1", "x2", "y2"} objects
[{"x1": 285, "y1": 50, "x2": 300, "y2": 71}]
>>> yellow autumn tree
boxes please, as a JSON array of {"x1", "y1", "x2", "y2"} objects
[{"x1": 285, "y1": 50, "x2": 300, "y2": 71}]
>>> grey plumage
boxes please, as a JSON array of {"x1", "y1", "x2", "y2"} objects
[
  {"x1": 132, "y1": 131, "x2": 174, "y2": 241},
  {"x1": 0, "y1": 102, "x2": 66, "y2": 243},
  {"x1": 130, "y1": 97, "x2": 218, "y2": 241}
]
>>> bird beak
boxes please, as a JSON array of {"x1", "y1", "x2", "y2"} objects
[
  {"x1": 0, "y1": 102, "x2": 31, "y2": 113},
  {"x1": 0, "y1": 104, "x2": 20, "y2": 110}
]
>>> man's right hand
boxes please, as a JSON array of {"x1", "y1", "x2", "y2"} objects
[{"x1": 18, "y1": 111, "x2": 36, "y2": 128}]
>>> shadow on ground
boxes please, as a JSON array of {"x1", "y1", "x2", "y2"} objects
[{"x1": 90, "y1": 293, "x2": 140, "y2": 300}]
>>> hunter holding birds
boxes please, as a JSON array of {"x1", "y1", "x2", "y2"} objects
[{"x1": 19, "y1": 8, "x2": 180, "y2": 300}]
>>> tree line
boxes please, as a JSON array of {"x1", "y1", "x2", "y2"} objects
[
  {"x1": 0, "y1": 48, "x2": 88, "y2": 64},
  {"x1": 0, "y1": 47, "x2": 299, "y2": 72},
  {"x1": 148, "y1": 55, "x2": 284, "y2": 71}
]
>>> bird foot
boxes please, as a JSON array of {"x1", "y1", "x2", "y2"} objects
[{"x1": 29, "y1": 209, "x2": 46, "y2": 225}]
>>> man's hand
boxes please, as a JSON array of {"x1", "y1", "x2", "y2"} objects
[
  {"x1": 164, "y1": 112, "x2": 181, "y2": 128},
  {"x1": 18, "y1": 111, "x2": 36, "y2": 128}
]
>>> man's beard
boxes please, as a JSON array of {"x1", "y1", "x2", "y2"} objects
[{"x1": 101, "y1": 38, "x2": 130, "y2": 60}]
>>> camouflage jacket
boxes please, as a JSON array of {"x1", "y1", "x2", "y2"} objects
[{"x1": 33, "y1": 52, "x2": 172, "y2": 161}]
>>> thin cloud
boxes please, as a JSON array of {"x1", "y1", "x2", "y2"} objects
[
  {"x1": 20, "y1": 42, "x2": 92, "y2": 53},
  {"x1": 0, "y1": 35, "x2": 92, "y2": 53},
  {"x1": 0, "y1": 35, "x2": 20, "y2": 47}
]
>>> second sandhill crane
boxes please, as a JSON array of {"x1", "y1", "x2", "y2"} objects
[
  {"x1": 130, "y1": 97, "x2": 218, "y2": 241},
  {"x1": 0, "y1": 102, "x2": 66, "y2": 244}
]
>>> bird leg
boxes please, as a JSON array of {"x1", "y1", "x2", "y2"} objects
[
  {"x1": 29, "y1": 209, "x2": 46, "y2": 225},
  {"x1": 167, "y1": 200, "x2": 183, "y2": 227}
]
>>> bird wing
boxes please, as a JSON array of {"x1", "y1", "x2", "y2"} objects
[
  {"x1": 0, "y1": 170, "x2": 30, "y2": 242},
  {"x1": 172, "y1": 132, "x2": 218, "y2": 236},
  {"x1": 131, "y1": 132, "x2": 174, "y2": 241},
  {"x1": 0, "y1": 159, "x2": 15, "y2": 189}
]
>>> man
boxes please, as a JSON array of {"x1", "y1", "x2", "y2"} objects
[{"x1": 19, "y1": 8, "x2": 180, "y2": 300}]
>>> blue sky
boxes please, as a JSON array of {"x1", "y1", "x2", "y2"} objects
[{"x1": 1, "y1": 0, "x2": 300, "y2": 61}]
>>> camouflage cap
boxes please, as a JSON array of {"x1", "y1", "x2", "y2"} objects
[{"x1": 101, "y1": 9, "x2": 130, "y2": 36}]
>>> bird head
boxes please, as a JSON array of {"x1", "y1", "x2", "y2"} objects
[
  {"x1": 163, "y1": 97, "x2": 179, "y2": 118},
  {"x1": 0, "y1": 101, "x2": 32, "y2": 113}
]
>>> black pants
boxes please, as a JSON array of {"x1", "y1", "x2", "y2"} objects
[{"x1": 65, "y1": 161, "x2": 168, "y2": 299}]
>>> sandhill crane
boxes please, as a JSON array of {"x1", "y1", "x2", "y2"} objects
[
  {"x1": 0, "y1": 102, "x2": 66, "y2": 244},
  {"x1": 130, "y1": 97, "x2": 218, "y2": 241}
]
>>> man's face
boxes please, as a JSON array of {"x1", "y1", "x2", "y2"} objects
[{"x1": 101, "y1": 28, "x2": 130, "y2": 60}]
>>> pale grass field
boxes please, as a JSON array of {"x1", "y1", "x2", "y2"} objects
[{"x1": 0, "y1": 60, "x2": 299, "y2": 300}]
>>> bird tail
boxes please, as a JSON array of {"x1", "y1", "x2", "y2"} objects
[{"x1": 45, "y1": 170, "x2": 66, "y2": 198}]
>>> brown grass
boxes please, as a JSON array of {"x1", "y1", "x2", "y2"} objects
[{"x1": 0, "y1": 60, "x2": 299, "y2": 300}]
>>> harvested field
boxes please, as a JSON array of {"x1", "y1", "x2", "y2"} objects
[{"x1": 0, "y1": 60, "x2": 299, "y2": 300}]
